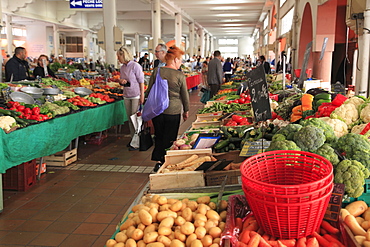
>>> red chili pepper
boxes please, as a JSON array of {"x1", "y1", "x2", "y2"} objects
[{"x1": 360, "y1": 123, "x2": 370, "y2": 135}]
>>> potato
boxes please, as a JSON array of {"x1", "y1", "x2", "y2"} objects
[
  {"x1": 160, "y1": 204, "x2": 171, "y2": 211},
  {"x1": 356, "y1": 217, "x2": 365, "y2": 225},
  {"x1": 190, "y1": 239, "x2": 203, "y2": 247},
  {"x1": 151, "y1": 195, "x2": 160, "y2": 203},
  {"x1": 133, "y1": 216, "x2": 142, "y2": 225},
  {"x1": 147, "y1": 242, "x2": 165, "y2": 247},
  {"x1": 175, "y1": 216, "x2": 186, "y2": 226},
  {"x1": 168, "y1": 231, "x2": 175, "y2": 240},
  {"x1": 144, "y1": 224, "x2": 157, "y2": 234},
  {"x1": 160, "y1": 217, "x2": 175, "y2": 228},
  {"x1": 204, "y1": 220, "x2": 218, "y2": 231},
  {"x1": 132, "y1": 204, "x2": 145, "y2": 212},
  {"x1": 196, "y1": 196, "x2": 211, "y2": 204},
  {"x1": 144, "y1": 231, "x2": 159, "y2": 244},
  {"x1": 137, "y1": 240, "x2": 146, "y2": 247},
  {"x1": 194, "y1": 214, "x2": 207, "y2": 222},
  {"x1": 182, "y1": 198, "x2": 189, "y2": 204},
  {"x1": 132, "y1": 229, "x2": 144, "y2": 241},
  {"x1": 168, "y1": 199, "x2": 178, "y2": 204},
  {"x1": 219, "y1": 200, "x2": 228, "y2": 211},
  {"x1": 364, "y1": 240, "x2": 370, "y2": 247},
  {"x1": 213, "y1": 238, "x2": 220, "y2": 244},
  {"x1": 114, "y1": 243, "x2": 125, "y2": 247},
  {"x1": 115, "y1": 231, "x2": 128, "y2": 243},
  {"x1": 195, "y1": 226, "x2": 207, "y2": 239},
  {"x1": 186, "y1": 233, "x2": 197, "y2": 247},
  {"x1": 219, "y1": 211, "x2": 227, "y2": 222},
  {"x1": 128, "y1": 212, "x2": 135, "y2": 219},
  {"x1": 363, "y1": 221, "x2": 370, "y2": 230},
  {"x1": 149, "y1": 202, "x2": 160, "y2": 210},
  {"x1": 170, "y1": 201, "x2": 183, "y2": 212},
  {"x1": 174, "y1": 230, "x2": 186, "y2": 242},
  {"x1": 120, "y1": 218, "x2": 136, "y2": 231},
  {"x1": 170, "y1": 239, "x2": 185, "y2": 247},
  {"x1": 126, "y1": 238, "x2": 137, "y2": 247},
  {"x1": 158, "y1": 196, "x2": 168, "y2": 205},
  {"x1": 197, "y1": 204, "x2": 208, "y2": 215},
  {"x1": 158, "y1": 226, "x2": 172, "y2": 236},
  {"x1": 157, "y1": 211, "x2": 177, "y2": 222},
  {"x1": 187, "y1": 201, "x2": 198, "y2": 211},
  {"x1": 139, "y1": 209, "x2": 153, "y2": 226},
  {"x1": 209, "y1": 244, "x2": 219, "y2": 247},
  {"x1": 137, "y1": 223, "x2": 146, "y2": 231},
  {"x1": 106, "y1": 239, "x2": 118, "y2": 247},
  {"x1": 218, "y1": 222, "x2": 225, "y2": 231},
  {"x1": 346, "y1": 201, "x2": 368, "y2": 217},
  {"x1": 208, "y1": 202, "x2": 216, "y2": 210},
  {"x1": 201, "y1": 235, "x2": 213, "y2": 247},
  {"x1": 208, "y1": 227, "x2": 222, "y2": 238},
  {"x1": 126, "y1": 225, "x2": 136, "y2": 238},
  {"x1": 194, "y1": 219, "x2": 206, "y2": 228},
  {"x1": 149, "y1": 207, "x2": 159, "y2": 223},
  {"x1": 206, "y1": 210, "x2": 220, "y2": 221},
  {"x1": 158, "y1": 235, "x2": 172, "y2": 247},
  {"x1": 180, "y1": 222, "x2": 195, "y2": 235},
  {"x1": 364, "y1": 209, "x2": 370, "y2": 221},
  {"x1": 182, "y1": 208, "x2": 193, "y2": 222}
]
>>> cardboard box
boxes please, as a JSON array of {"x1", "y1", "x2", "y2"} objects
[
  {"x1": 149, "y1": 149, "x2": 212, "y2": 190},
  {"x1": 205, "y1": 170, "x2": 241, "y2": 186},
  {"x1": 43, "y1": 148, "x2": 77, "y2": 167}
]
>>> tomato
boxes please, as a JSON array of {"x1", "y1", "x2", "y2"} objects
[
  {"x1": 238, "y1": 98, "x2": 246, "y2": 104},
  {"x1": 240, "y1": 93, "x2": 246, "y2": 98}
]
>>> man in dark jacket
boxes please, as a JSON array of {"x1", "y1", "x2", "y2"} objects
[
  {"x1": 207, "y1": 50, "x2": 223, "y2": 98},
  {"x1": 5, "y1": 47, "x2": 33, "y2": 82},
  {"x1": 259, "y1": 55, "x2": 271, "y2": 74}
]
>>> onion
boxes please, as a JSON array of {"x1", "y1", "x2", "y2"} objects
[
  {"x1": 179, "y1": 144, "x2": 192, "y2": 150},
  {"x1": 170, "y1": 145, "x2": 179, "y2": 150},
  {"x1": 174, "y1": 139, "x2": 186, "y2": 147}
]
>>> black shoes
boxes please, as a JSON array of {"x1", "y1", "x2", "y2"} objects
[
  {"x1": 128, "y1": 146, "x2": 139, "y2": 151},
  {"x1": 153, "y1": 163, "x2": 162, "y2": 173}
]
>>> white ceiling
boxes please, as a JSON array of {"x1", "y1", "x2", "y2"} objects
[{"x1": 11, "y1": 0, "x2": 273, "y2": 39}]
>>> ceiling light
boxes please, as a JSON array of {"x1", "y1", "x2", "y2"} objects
[
  {"x1": 222, "y1": 24, "x2": 245, "y2": 26},
  {"x1": 211, "y1": 6, "x2": 239, "y2": 11},
  {"x1": 216, "y1": 14, "x2": 241, "y2": 17}
]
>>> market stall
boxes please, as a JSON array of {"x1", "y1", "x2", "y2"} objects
[{"x1": 186, "y1": 74, "x2": 202, "y2": 90}]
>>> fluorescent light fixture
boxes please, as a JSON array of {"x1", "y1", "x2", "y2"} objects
[
  {"x1": 216, "y1": 13, "x2": 241, "y2": 17},
  {"x1": 221, "y1": 24, "x2": 245, "y2": 26},
  {"x1": 212, "y1": 6, "x2": 239, "y2": 10}
]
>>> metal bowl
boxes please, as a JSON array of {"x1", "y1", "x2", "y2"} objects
[
  {"x1": 10, "y1": 92, "x2": 35, "y2": 104},
  {"x1": 74, "y1": 87, "x2": 92, "y2": 96},
  {"x1": 20, "y1": 87, "x2": 44, "y2": 98},
  {"x1": 43, "y1": 88, "x2": 61, "y2": 95}
]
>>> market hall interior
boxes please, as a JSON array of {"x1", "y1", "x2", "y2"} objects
[{"x1": 0, "y1": 90, "x2": 203, "y2": 247}]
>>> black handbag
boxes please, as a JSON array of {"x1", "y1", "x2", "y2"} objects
[{"x1": 139, "y1": 122, "x2": 153, "y2": 151}]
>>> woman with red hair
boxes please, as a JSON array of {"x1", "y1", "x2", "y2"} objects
[{"x1": 145, "y1": 46, "x2": 190, "y2": 172}]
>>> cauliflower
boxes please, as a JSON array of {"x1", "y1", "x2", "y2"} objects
[
  {"x1": 336, "y1": 133, "x2": 370, "y2": 156},
  {"x1": 319, "y1": 117, "x2": 348, "y2": 138},
  {"x1": 275, "y1": 124, "x2": 302, "y2": 140},
  {"x1": 314, "y1": 143, "x2": 340, "y2": 166},
  {"x1": 345, "y1": 96, "x2": 365, "y2": 110},
  {"x1": 293, "y1": 125, "x2": 326, "y2": 152},
  {"x1": 351, "y1": 150, "x2": 370, "y2": 172},
  {"x1": 351, "y1": 123, "x2": 370, "y2": 135},
  {"x1": 0, "y1": 116, "x2": 16, "y2": 132},
  {"x1": 360, "y1": 104, "x2": 370, "y2": 123},
  {"x1": 300, "y1": 118, "x2": 337, "y2": 144},
  {"x1": 270, "y1": 100, "x2": 279, "y2": 111},
  {"x1": 330, "y1": 103, "x2": 359, "y2": 125},
  {"x1": 265, "y1": 140, "x2": 301, "y2": 152},
  {"x1": 334, "y1": 159, "x2": 370, "y2": 198}
]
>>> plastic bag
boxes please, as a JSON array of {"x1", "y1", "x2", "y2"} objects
[
  {"x1": 200, "y1": 88, "x2": 210, "y2": 104},
  {"x1": 142, "y1": 68, "x2": 169, "y2": 122},
  {"x1": 130, "y1": 109, "x2": 143, "y2": 149}
]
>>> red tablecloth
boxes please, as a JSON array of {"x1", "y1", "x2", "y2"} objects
[{"x1": 186, "y1": 74, "x2": 202, "y2": 89}]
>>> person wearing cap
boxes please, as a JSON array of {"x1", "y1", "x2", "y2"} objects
[{"x1": 138, "y1": 53, "x2": 150, "y2": 71}]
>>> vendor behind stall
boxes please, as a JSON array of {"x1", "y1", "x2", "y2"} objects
[{"x1": 5, "y1": 47, "x2": 34, "y2": 82}]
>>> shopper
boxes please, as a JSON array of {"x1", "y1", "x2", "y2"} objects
[
  {"x1": 259, "y1": 55, "x2": 271, "y2": 74},
  {"x1": 5, "y1": 47, "x2": 34, "y2": 82},
  {"x1": 146, "y1": 46, "x2": 190, "y2": 172},
  {"x1": 223, "y1": 57, "x2": 233, "y2": 82},
  {"x1": 153, "y1": 44, "x2": 167, "y2": 68},
  {"x1": 117, "y1": 46, "x2": 145, "y2": 151},
  {"x1": 138, "y1": 53, "x2": 150, "y2": 71},
  {"x1": 201, "y1": 61, "x2": 208, "y2": 86},
  {"x1": 207, "y1": 50, "x2": 223, "y2": 98},
  {"x1": 33, "y1": 54, "x2": 56, "y2": 78}
]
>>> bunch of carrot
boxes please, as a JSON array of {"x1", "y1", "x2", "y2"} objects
[{"x1": 236, "y1": 214, "x2": 344, "y2": 247}]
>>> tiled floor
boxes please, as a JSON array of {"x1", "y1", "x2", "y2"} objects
[{"x1": 0, "y1": 90, "x2": 204, "y2": 246}]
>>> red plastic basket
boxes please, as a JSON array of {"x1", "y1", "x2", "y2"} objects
[{"x1": 240, "y1": 150, "x2": 333, "y2": 239}]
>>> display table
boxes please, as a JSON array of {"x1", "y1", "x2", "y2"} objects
[
  {"x1": 186, "y1": 74, "x2": 202, "y2": 89},
  {"x1": 0, "y1": 100, "x2": 127, "y2": 173}
]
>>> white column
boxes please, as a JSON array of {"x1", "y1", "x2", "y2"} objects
[
  {"x1": 83, "y1": 30, "x2": 91, "y2": 61},
  {"x1": 152, "y1": 0, "x2": 161, "y2": 50},
  {"x1": 135, "y1": 33, "x2": 140, "y2": 58},
  {"x1": 53, "y1": 24, "x2": 60, "y2": 57},
  {"x1": 175, "y1": 13, "x2": 182, "y2": 47},
  {"x1": 189, "y1": 22, "x2": 195, "y2": 57},
  {"x1": 205, "y1": 33, "x2": 210, "y2": 57},
  {"x1": 358, "y1": 0, "x2": 370, "y2": 96},
  {"x1": 199, "y1": 28, "x2": 205, "y2": 57},
  {"x1": 6, "y1": 15, "x2": 13, "y2": 55},
  {"x1": 103, "y1": 0, "x2": 117, "y2": 65}
]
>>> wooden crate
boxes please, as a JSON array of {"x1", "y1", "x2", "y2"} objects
[
  {"x1": 205, "y1": 100, "x2": 227, "y2": 107},
  {"x1": 195, "y1": 115, "x2": 222, "y2": 122},
  {"x1": 191, "y1": 121, "x2": 221, "y2": 130},
  {"x1": 196, "y1": 111, "x2": 223, "y2": 118},
  {"x1": 149, "y1": 149, "x2": 212, "y2": 190},
  {"x1": 205, "y1": 170, "x2": 241, "y2": 186},
  {"x1": 44, "y1": 148, "x2": 77, "y2": 167}
]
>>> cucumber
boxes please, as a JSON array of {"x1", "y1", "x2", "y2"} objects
[
  {"x1": 228, "y1": 143, "x2": 236, "y2": 150},
  {"x1": 214, "y1": 139, "x2": 230, "y2": 150},
  {"x1": 229, "y1": 137, "x2": 242, "y2": 143},
  {"x1": 221, "y1": 126, "x2": 232, "y2": 138},
  {"x1": 0, "y1": 109, "x2": 21, "y2": 117}
]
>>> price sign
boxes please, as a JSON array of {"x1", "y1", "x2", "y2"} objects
[
  {"x1": 324, "y1": 183, "x2": 345, "y2": 222},
  {"x1": 298, "y1": 41, "x2": 313, "y2": 88},
  {"x1": 246, "y1": 65, "x2": 271, "y2": 122}
]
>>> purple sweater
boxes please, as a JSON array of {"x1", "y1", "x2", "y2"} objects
[{"x1": 120, "y1": 61, "x2": 144, "y2": 98}]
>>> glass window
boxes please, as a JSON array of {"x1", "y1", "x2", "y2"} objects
[
  {"x1": 66, "y1": 36, "x2": 83, "y2": 53},
  {"x1": 280, "y1": 0, "x2": 287, "y2": 7},
  {"x1": 263, "y1": 16, "x2": 269, "y2": 30},
  {"x1": 281, "y1": 8, "x2": 294, "y2": 35}
]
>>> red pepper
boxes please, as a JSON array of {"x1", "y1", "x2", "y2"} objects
[
  {"x1": 331, "y1": 94, "x2": 348, "y2": 107},
  {"x1": 32, "y1": 107, "x2": 40, "y2": 115},
  {"x1": 239, "y1": 119, "x2": 251, "y2": 125},
  {"x1": 360, "y1": 123, "x2": 370, "y2": 135},
  {"x1": 232, "y1": 115, "x2": 244, "y2": 123},
  {"x1": 24, "y1": 108, "x2": 32, "y2": 115},
  {"x1": 225, "y1": 120, "x2": 238, "y2": 126},
  {"x1": 17, "y1": 105, "x2": 25, "y2": 111}
]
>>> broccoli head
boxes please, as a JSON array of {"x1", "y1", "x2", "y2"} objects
[
  {"x1": 300, "y1": 118, "x2": 337, "y2": 144},
  {"x1": 351, "y1": 150, "x2": 370, "y2": 172},
  {"x1": 275, "y1": 124, "x2": 302, "y2": 140},
  {"x1": 293, "y1": 125, "x2": 326, "y2": 152},
  {"x1": 272, "y1": 134, "x2": 286, "y2": 142},
  {"x1": 334, "y1": 159, "x2": 368, "y2": 198},
  {"x1": 265, "y1": 140, "x2": 301, "y2": 152},
  {"x1": 336, "y1": 133, "x2": 370, "y2": 157},
  {"x1": 314, "y1": 143, "x2": 340, "y2": 166}
]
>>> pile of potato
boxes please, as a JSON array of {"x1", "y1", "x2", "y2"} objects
[{"x1": 106, "y1": 195, "x2": 228, "y2": 247}]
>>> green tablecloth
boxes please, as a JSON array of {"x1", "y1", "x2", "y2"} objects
[{"x1": 0, "y1": 100, "x2": 127, "y2": 173}]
